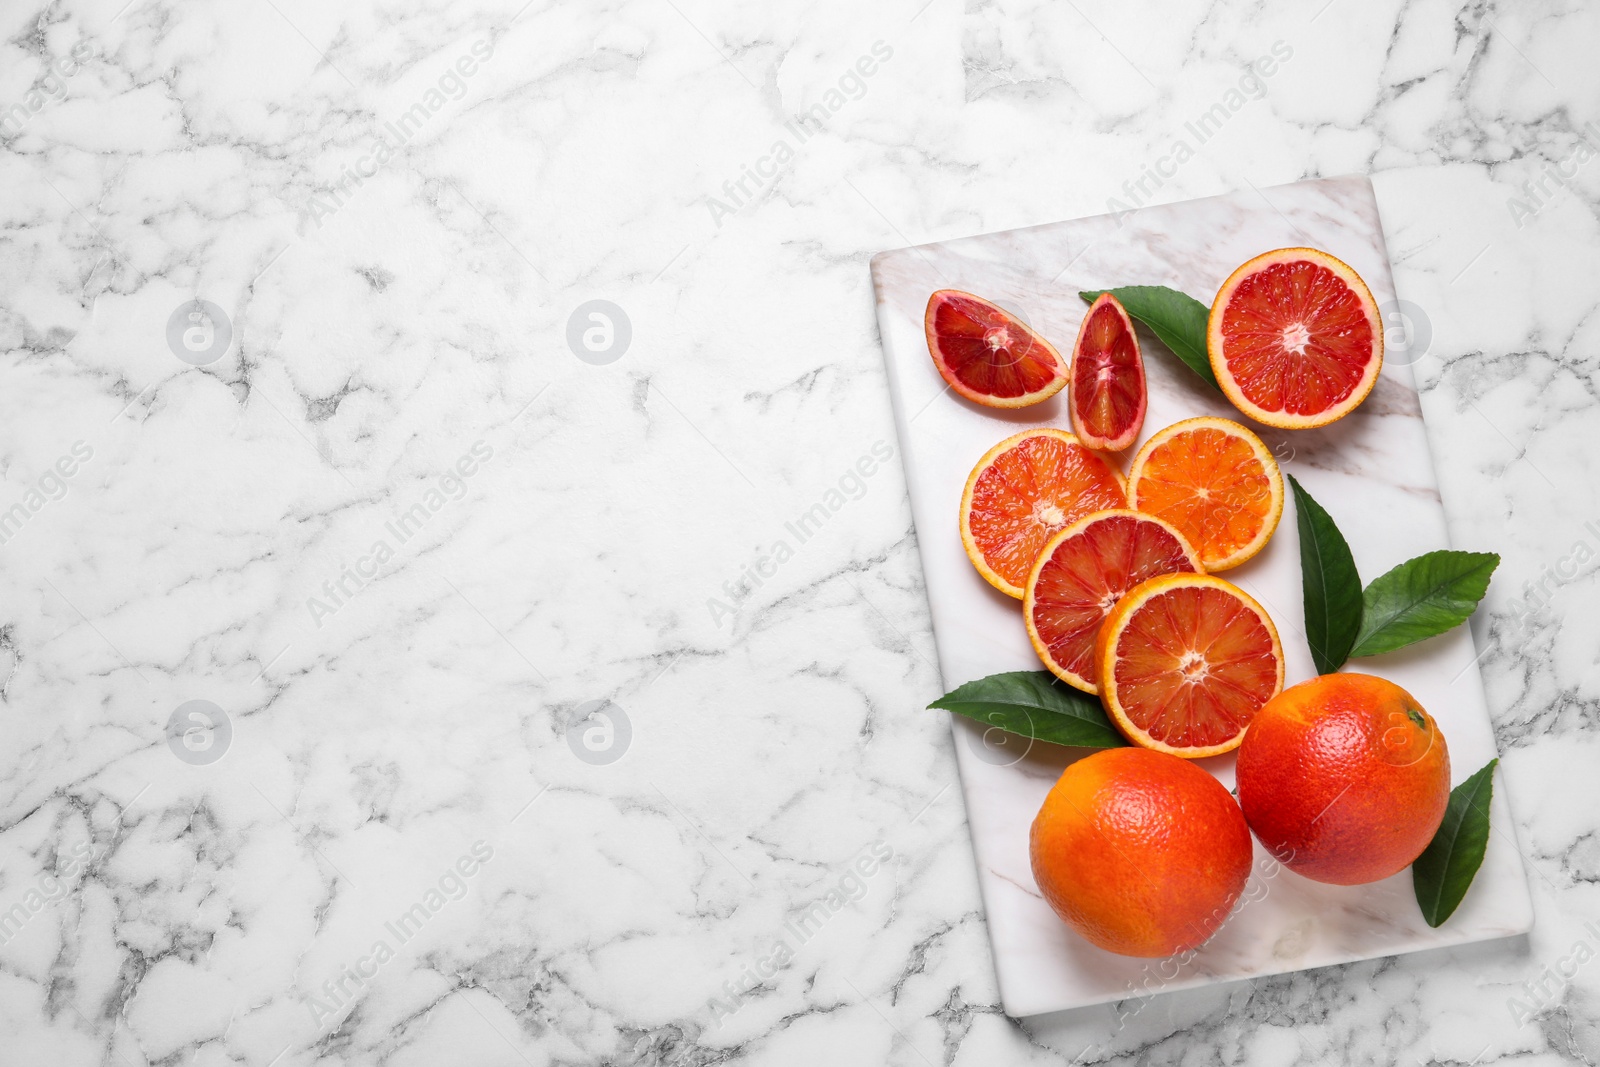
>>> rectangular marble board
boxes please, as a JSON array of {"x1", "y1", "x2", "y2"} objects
[{"x1": 868, "y1": 176, "x2": 1534, "y2": 1018}]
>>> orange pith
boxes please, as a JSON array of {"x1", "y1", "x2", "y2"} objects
[
  {"x1": 1030, "y1": 747, "x2": 1253, "y2": 958},
  {"x1": 925, "y1": 290, "x2": 1067, "y2": 408},
  {"x1": 1127, "y1": 417, "x2": 1284, "y2": 572},
  {"x1": 1096, "y1": 572, "x2": 1284, "y2": 757},
  {"x1": 1236, "y1": 673, "x2": 1451, "y2": 886},
  {"x1": 1208, "y1": 248, "x2": 1383, "y2": 429},
  {"x1": 1024, "y1": 510, "x2": 1201, "y2": 693},
  {"x1": 1069, "y1": 294, "x2": 1146, "y2": 451},
  {"x1": 959, "y1": 430, "x2": 1127, "y2": 599}
]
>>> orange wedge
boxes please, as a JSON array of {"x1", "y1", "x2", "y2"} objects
[
  {"x1": 1096, "y1": 572, "x2": 1284, "y2": 758},
  {"x1": 1069, "y1": 293, "x2": 1146, "y2": 451},
  {"x1": 960, "y1": 430, "x2": 1127, "y2": 598},
  {"x1": 1127, "y1": 417, "x2": 1284, "y2": 572},
  {"x1": 1208, "y1": 247, "x2": 1383, "y2": 429},
  {"x1": 1024, "y1": 510, "x2": 1202, "y2": 693},
  {"x1": 925, "y1": 290, "x2": 1067, "y2": 408}
]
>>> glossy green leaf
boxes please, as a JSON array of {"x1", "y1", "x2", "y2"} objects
[
  {"x1": 928, "y1": 671, "x2": 1127, "y2": 749},
  {"x1": 1413, "y1": 759, "x2": 1497, "y2": 928},
  {"x1": 1352, "y1": 550, "x2": 1500, "y2": 658},
  {"x1": 1286, "y1": 474, "x2": 1364, "y2": 674},
  {"x1": 1079, "y1": 285, "x2": 1220, "y2": 390}
]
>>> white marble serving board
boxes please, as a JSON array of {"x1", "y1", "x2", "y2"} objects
[{"x1": 868, "y1": 176, "x2": 1533, "y2": 1018}]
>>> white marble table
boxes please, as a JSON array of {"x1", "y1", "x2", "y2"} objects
[{"x1": 0, "y1": 0, "x2": 1596, "y2": 1064}]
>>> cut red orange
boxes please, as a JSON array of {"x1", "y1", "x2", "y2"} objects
[
  {"x1": 1024, "y1": 510, "x2": 1202, "y2": 693},
  {"x1": 925, "y1": 290, "x2": 1067, "y2": 408},
  {"x1": 1069, "y1": 293, "x2": 1146, "y2": 451},
  {"x1": 1095, "y1": 573, "x2": 1284, "y2": 758},
  {"x1": 960, "y1": 430, "x2": 1127, "y2": 599},
  {"x1": 1127, "y1": 416, "x2": 1284, "y2": 572},
  {"x1": 1208, "y1": 248, "x2": 1383, "y2": 429}
]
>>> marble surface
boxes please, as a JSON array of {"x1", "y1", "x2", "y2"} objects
[
  {"x1": 871, "y1": 175, "x2": 1533, "y2": 1016},
  {"x1": 0, "y1": 0, "x2": 1597, "y2": 1064}
]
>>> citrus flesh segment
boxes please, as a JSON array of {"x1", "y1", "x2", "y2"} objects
[
  {"x1": 1096, "y1": 572, "x2": 1284, "y2": 757},
  {"x1": 1207, "y1": 248, "x2": 1382, "y2": 429},
  {"x1": 925, "y1": 290, "x2": 1067, "y2": 408},
  {"x1": 1024, "y1": 510, "x2": 1202, "y2": 693},
  {"x1": 1069, "y1": 293, "x2": 1146, "y2": 451},
  {"x1": 960, "y1": 430, "x2": 1127, "y2": 598},
  {"x1": 1127, "y1": 416, "x2": 1284, "y2": 571}
]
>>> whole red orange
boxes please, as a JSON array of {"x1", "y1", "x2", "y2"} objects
[
  {"x1": 1030, "y1": 747, "x2": 1252, "y2": 957},
  {"x1": 1236, "y1": 672, "x2": 1450, "y2": 886}
]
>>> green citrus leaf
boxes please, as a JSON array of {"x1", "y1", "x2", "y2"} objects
[
  {"x1": 1351, "y1": 550, "x2": 1500, "y2": 658},
  {"x1": 928, "y1": 671, "x2": 1127, "y2": 749},
  {"x1": 1286, "y1": 474, "x2": 1363, "y2": 675},
  {"x1": 1079, "y1": 285, "x2": 1220, "y2": 390},
  {"x1": 1413, "y1": 759, "x2": 1497, "y2": 927}
]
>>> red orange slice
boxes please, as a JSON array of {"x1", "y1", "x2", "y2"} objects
[
  {"x1": 1208, "y1": 248, "x2": 1383, "y2": 429},
  {"x1": 925, "y1": 290, "x2": 1067, "y2": 408},
  {"x1": 1069, "y1": 293, "x2": 1146, "y2": 451},
  {"x1": 960, "y1": 430, "x2": 1127, "y2": 599},
  {"x1": 1023, "y1": 510, "x2": 1202, "y2": 693},
  {"x1": 1095, "y1": 572, "x2": 1284, "y2": 758},
  {"x1": 1127, "y1": 417, "x2": 1284, "y2": 572}
]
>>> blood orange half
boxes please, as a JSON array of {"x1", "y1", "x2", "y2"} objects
[
  {"x1": 1207, "y1": 248, "x2": 1383, "y2": 429},
  {"x1": 960, "y1": 430, "x2": 1127, "y2": 599},
  {"x1": 1024, "y1": 510, "x2": 1202, "y2": 693},
  {"x1": 1095, "y1": 572, "x2": 1284, "y2": 757},
  {"x1": 1127, "y1": 416, "x2": 1284, "y2": 572},
  {"x1": 925, "y1": 290, "x2": 1068, "y2": 408},
  {"x1": 1069, "y1": 293, "x2": 1146, "y2": 451}
]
